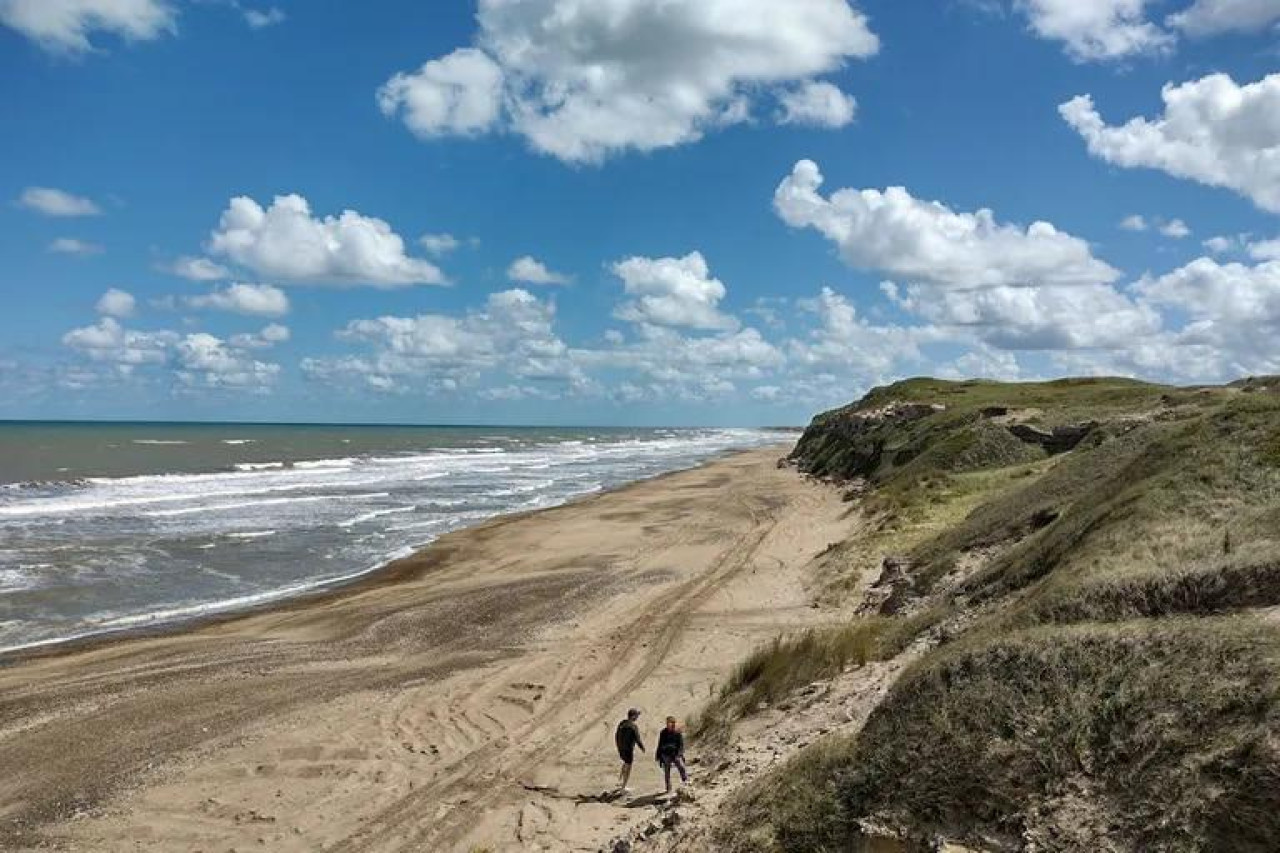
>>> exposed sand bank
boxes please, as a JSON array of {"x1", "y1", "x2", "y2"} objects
[{"x1": 0, "y1": 445, "x2": 854, "y2": 852}]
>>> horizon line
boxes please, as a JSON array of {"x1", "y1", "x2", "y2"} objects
[{"x1": 0, "y1": 418, "x2": 804, "y2": 430}]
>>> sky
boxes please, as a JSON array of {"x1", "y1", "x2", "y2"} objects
[{"x1": 1, "y1": 0, "x2": 1279, "y2": 426}]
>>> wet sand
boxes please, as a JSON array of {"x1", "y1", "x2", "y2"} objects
[{"x1": 0, "y1": 445, "x2": 852, "y2": 852}]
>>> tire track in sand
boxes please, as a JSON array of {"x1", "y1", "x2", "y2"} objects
[{"x1": 327, "y1": 492, "x2": 783, "y2": 852}]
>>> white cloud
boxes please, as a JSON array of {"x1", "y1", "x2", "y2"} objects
[
  {"x1": 380, "y1": 0, "x2": 878, "y2": 163},
  {"x1": 507, "y1": 255, "x2": 571, "y2": 285},
  {"x1": 1135, "y1": 257, "x2": 1280, "y2": 374},
  {"x1": 63, "y1": 317, "x2": 174, "y2": 366},
  {"x1": 243, "y1": 6, "x2": 284, "y2": 29},
  {"x1": 1203, "y1": 234, "x2": 1247, "y2": 254},
  {"x1": 1014, "y1": 0, "x2": 1173, "y2": 61},
  {"x1": 0, "y1": 0, "x2": 174, "y2": 54},
  {"x1": 95, "y1": 288, "x2": 135, "y2": 318},
  {"x1": 229, "y1": 323, "x2": 290, "y2": 349},
  {"x1": 261, "y1": 322, "x2": 289, "y2": 343},
  {"x1": 185, "y1": 283, "x2": 290, "y2": 318},
  {"x1": 378, "y1": 48, "x2": 505, "y2": 139},
  {"x1": 777, "y1": 81, "x2": 857, "y2": 128},
  {"x1": 307, "y1": 275, "x2": 789, "y2": 401},
  {"x1": 1020, "y1": 254, "x2": 1280, "y2": 383},
  {"x1": 207, "y1": 194, "x2": 446, "y2": 287},
  {"x1": 775, "y1": 159, "x2": 1120, "y2": 289},
  {"x1": 62, "y1": 309, "x2": 282, "y2": 393},
  {"x1": 576, "y1": 325, "x2": 784, "y2": 400},
  {"x1": 479, "y1": 384, "x2": 563, "y2": 402},
  {"x1": 1060, "y1": 72, "x2": 1280, "y2": 213},
  {"x1": 175, "y1": 332, "x2": 280, "y2": 391},
  {"x1": 1248, "y1": 237, "x2": 1280, "y2": 260},
  {"x1": 1120, "y1": 214, "x2": 1189, "y2": 240},
  {"x1": 419, "y1": 232, "x2": 461, "y2": 255},
  {"x1": 889, "y1": 279, "x2": 1160, "y2": 350},
  {"x1": 309, "y1": 289, "x2": 582, "y2": 393},
  {"x1": 1120, "y1": 214, "x2": 1148, "y2": 231},
  {"x1": 17, "y1": 186, "x2": 100, "y2": 217},
  {"x1": 49, "y1": 237, "x2": 103, "y2": 255},
  {"x1": 789, "y1": 286, "x2": 923, "y2": 373},
  {"x1": 773, "y1": 159, "x2": 1172, "y2": 361},
  {"x1": 165, "y1": 255, "x2": 231, "y2": 281},
  {"x1": 1138, "y1": 257, "x2": 1280, "y2": 324},
  {"x1": 1168, "y1": 0, "x2": 1280, "y2": 36},
  {"x1": 937, "y1": 345, "x2": 1024, "y2": 381},
  {"x1": 611, "y1": 251, "x2": 738, "y2": 331}
]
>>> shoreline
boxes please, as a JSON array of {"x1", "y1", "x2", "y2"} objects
[
  {"x1": 0, "y1": 442, "x2": 790, "y2": 665},
  {"x1": 0, "y1": 442, "x2": 850, "y2": 852}
]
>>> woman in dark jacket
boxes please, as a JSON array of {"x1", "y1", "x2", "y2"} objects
[{"x1": 655, "y1": 716, "x2": 688, "y2": 793}]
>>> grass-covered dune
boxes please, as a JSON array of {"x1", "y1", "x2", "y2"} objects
[{"x1": 710, "y1": 377, "x2": 1280, "y2": 852}]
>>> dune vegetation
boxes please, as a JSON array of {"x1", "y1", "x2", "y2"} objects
[{"x1": 704, "y1": 377, "x2": 1280, "y2": 852}]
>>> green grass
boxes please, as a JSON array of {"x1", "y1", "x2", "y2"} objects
[
  {"x1": 706, "y1": 378, "x2": 1280, "y2": 851},
  {"x1": 690, "y1": 615, "x2": 936, "y2": 743},
  {"x1": 813, "y1": 459, "x2": 1051, "y2": 604},
  {"x1": 790, "y1": 376, "x2": 1181, "y2": 488},
  {"x1": 1022, "y1": 552, "x2": 1280, "y2": 625},
  {"x1": 723, "y1": 619, "x2": 1280, "y2": 852},
  {"x1": 957, "y1": 394, "x2": 1280, "y2": 607}
]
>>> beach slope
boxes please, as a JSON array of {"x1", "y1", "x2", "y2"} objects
[{"x1": 0, "y1": 445, "x2": 847, "y2": 852}]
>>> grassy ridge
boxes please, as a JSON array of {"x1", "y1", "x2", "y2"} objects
[
  {"x1": 725, "y1": 619, "x2": 1280, "y2": 852},
  {"x1": 712, "y1": 377, "x2": 1280, "y2": 852}
]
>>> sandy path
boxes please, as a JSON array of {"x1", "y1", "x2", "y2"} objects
[{"x1": 0, "y1": 446, "x2": 852, "y2": 852}]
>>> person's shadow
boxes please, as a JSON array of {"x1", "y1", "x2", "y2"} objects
[
  {"x1": 520, "y1": 783, "x2": 673, "y2": 808},
  {"x1": 618, "y1": 792, "x2": 671, "y2": 809}
]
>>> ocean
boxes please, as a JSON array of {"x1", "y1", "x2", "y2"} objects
[{"x1": 0, "y1": 422, "x2": 786, "y2": 653}]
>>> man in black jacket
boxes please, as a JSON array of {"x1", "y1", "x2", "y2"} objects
[{"x1": 615, "y1": 708, "x2": 644, "y2": 793}]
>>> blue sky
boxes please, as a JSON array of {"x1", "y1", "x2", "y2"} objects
[{"x1": 2, "y1": 0, "x2": 1279, "y2": 425}]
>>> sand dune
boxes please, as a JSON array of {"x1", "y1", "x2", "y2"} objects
[{"x1": 0, "y1": 445, "x2": 855, "y2": 852}]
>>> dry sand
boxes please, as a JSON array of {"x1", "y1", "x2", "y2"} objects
[{"x1": 0, "y1": 445, "x2": 855, "y2": 852}]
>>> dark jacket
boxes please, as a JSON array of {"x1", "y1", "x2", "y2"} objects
[
  {"x1": 615, "y1": 719, "x2": 644, "y2": 759},
  {"x1": 656, "y1": 728, "x2": 684, "y2": 762}
]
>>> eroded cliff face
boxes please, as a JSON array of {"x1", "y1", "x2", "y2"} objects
[
  {"x1": 786, "y1": 379, "x2": 1119, "y2": 487},
  {"x1": 788, "y1": 400, "x2": 947, "y2": 481}
]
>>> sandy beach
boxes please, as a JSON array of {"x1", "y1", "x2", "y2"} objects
[{"x1": 0, "y1": 444, "x2": 851, "y2": 852}]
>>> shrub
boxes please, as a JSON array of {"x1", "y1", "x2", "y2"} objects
[{"x1": 723, "y1": 620, "x2": 1280, "y2": 852}]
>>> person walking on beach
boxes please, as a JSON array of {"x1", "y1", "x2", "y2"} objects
[
  {"x1": 615, "y1": 708, "x2": 644, "y2": 793},
  {"x1": 656, "y1": 716, "x2": 688, "y2": 794}
]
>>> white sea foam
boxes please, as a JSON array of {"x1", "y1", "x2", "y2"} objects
[
  {"x1": 293, "y1": 458, "x2": 358, "y2": 470},
  {"x1": 0, "y1": 427, "x2": 784, "y2": 653},
  {"x1": 132, "y1": 439, "x2": 189, "y2": 445},
  {"x1": 339, "y1": 506, "x2": 416, "y2": 528},
  {"x1": 145, "y1": 492, "x2": 390, "y2": 518},
  {"x1": 0, "y1": 568, "x2": 40, "y2": 593},
  {"x1": 0, "y1": 543, "x2": 426, "y2": 656}
]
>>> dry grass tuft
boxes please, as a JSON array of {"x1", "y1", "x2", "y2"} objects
[{"x1": 691, "y1": 615, "x2": 933, "y2": 742}]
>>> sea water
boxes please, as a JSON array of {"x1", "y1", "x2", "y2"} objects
[{"x1": 0, "y1": 422, "x2": 785, "y2": 652}]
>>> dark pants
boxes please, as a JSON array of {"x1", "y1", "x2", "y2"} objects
[{"x1": 660, "y1": 755, "x2": 687, "y2": 791}]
